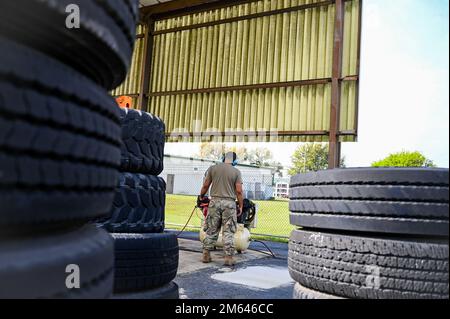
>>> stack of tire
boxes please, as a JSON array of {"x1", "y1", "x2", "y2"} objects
[
  {"x1": 288, "y1": 168, "x2": 449, "y2": 299},
  {"x1": 97, "y1": 108, "x2": 179, "y2": 299},
  {"x1": 0, "y1": 0, "x2": 139, "y2": 298}
]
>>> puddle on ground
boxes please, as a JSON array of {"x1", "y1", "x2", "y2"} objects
[
  {"x1": 217, "y1": 267, "x2": 233, "y2": 273},
  {"x1": 211, "y1": 266, "x2": 293, "y2": 289}
]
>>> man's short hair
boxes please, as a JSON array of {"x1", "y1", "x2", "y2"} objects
[{"x1": 224, "y1": 152, "x2": 237, "y2": 163}]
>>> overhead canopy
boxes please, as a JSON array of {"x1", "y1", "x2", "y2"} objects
[{"x1": 113, "y1": 0, "x2": 362, "y2": 160}]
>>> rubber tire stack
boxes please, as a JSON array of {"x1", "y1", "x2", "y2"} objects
[
  {"x1": 0, "y1": 0, "x2": 140, "y2": 298},
  {"x1": 288, "y1": 168, "x2": 449, "y2": 299},
  {"x1": 98, "y1": 108, "x2": 179, "y2": 299}
]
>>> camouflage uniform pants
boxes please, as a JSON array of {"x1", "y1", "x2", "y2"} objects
[{"x1": 203, "y1": 199, "x2": 237, "y2": 256}]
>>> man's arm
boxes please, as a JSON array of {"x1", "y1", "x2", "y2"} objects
[
  {"x1": 236, "y1": 182, "x2": 244, "y2": 215},
  {"x1": 200, "y1": 168, "x2": 212, "y2": 197},
  {"x1": 200, "y1": 178, "x2": 212, "y2": 197}
]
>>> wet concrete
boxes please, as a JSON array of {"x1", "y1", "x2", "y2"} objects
[
  {"x1": 211, "y1": 266, "x2": 293, "y2": 290},
  {"x1": 173, "y1": 232, "x2": 294, "y2": 299}
]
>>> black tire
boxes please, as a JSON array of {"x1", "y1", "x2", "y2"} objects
[
  {"x1": 289, "y1": 200, "x2": 449, "y2": 237},
  {"x1": 0, "y1": 0, "x2": 139, "y2": 90},
  {"x1": 112, "y1": 233, "x2": 179, "y2": 293},
  {"x1": 112, "y1": 282, "x2": 179, "y2": 299},
  {"x1": 290, "y1": 168, "x2": 449, "y2": 187},
  {"x1": 293, "y1": 282, "x2": 343, "y2": 299},
  {"x1": 289, "y1": 168, "x2": 449, "y2": 237},
  {"x1": 123, "y1": 0, "x2": 139, "y2": 22},
  {"x1": 120, "y1": 108, "x2": 165, "y2": 175},
  {"x1": 290, "y1": 213, "x2": 449, "y2": 238},
  {"x1": 290, "y1": 200, "x2": 448, "y2": 218},
  {"x1": 98, "y1": 173, "x2": 166, "y2": 233},
  {"x1": 0, "y1": 225, "x2": 114, "y2": 299},
  {"x1": 288, "y1": 229, "x2": 449, "y2": 299},
  {"x1": 0, "y1": 37, "x2": 121, "y2": 227},
  {"x1": 290, "y1": 185, "x2": 449, "y2": 202}
]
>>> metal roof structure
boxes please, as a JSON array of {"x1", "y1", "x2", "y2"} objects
[{"x1": 115, "y1": 0, "x2": 362, "y2": 168}]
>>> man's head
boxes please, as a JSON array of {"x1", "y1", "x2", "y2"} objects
[{"x1": 223, "y1": 152, "x2": 238, "y2": 166}]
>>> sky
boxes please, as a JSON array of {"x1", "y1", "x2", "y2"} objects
[{"x1": 166, "y1": 0, "x2": 450, "y2": 169}]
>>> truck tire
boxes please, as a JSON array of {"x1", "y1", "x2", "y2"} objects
[
  {"x1": 290, "y1": 168, "x2": 449, "y2": 187},
  {"x1": 288, "y1": 230, "x2": 449, "y2": 299},
  {"x1": 290, "y1": 185, "x2": 449, "y2": 202},
  {"x1": 0, "y1": 0, "x2": 139, "y2": 90},
  {"x1": 123, "y1": 0, "x2": 139, "y2": 22},
  {"x1": 293, "y1": 282, "x2": 343, "y2": 299},
  {"x1": 120, "y1": 108, "x2": 165, "y2": 175},
  {"x1": 112, "y1": 282, "x2": 179, "y2": 299},
  {"x1": 0, "y1": 225, "x2": 114, "y2": 299},
  {"x1": 98, "y1": 173, "x2": 166, "y2": 233},
  {"x1": 112, "y1": 233, "x2": 179, "y2": 293},
  {"x1": 290, "y1": 201, "x2": 449, "y2": 237},
  {"x1": 289, "y1": 168, "x2": 449, "y2": 237},
  {"x1": 290, "y1": 212, "x2": 449, "y2": 238},
  {"x1": 0, "y1": 37, "x2": 121, "y2": 228}
]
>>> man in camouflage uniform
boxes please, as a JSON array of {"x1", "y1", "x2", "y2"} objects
[{"x1": 199, "y1": 152, "x2": 244, "y2": 266}]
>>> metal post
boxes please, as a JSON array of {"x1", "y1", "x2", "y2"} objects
[
  {"x1": 328, "y1": 0, "x2": 345, "y2": 169},
  {"x1": 138, "y1": 17, "x2": 155, "y2": 112}
]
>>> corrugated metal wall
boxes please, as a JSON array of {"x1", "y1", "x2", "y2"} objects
[
  {"x1": 111, "y1": 24, "x2": 146, "y2": 108},
  {"x1": 115, "y1": 0, "x2": 361, "y2": 142},
  {"x1": 152, "y1": 0, "x2": 336, "y2": 90},
  {"x1": 151, "y1": 84, "x2": 334, "y2": 142}
]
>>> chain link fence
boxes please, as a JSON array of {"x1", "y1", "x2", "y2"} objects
[{"x1": 160, "y1": 162, "x2": 293, "y2": 241}]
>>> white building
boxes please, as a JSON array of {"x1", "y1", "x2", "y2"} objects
[
  {"x1": 274, "y1": 177, "x2": 290, "y2": 199},
  {"x1": 160, "y1": 155, "x2": 275, "y2": 200}
]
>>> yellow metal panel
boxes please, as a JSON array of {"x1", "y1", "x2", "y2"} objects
[
  {"x1": 116, "y1": 0, "x2": 361, "y2": 142},
  {"x1": 162, "y1": 83, "x2": 331, "y2": 142},
  {"x1": 342, "y1": 0, "x2": 360, "y2": 77}
]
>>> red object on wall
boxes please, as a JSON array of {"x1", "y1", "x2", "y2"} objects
[{"x1": 115, "y1": 96, "x2": 133, "y2": 109}]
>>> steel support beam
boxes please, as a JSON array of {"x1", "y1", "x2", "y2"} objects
[
  {"x1": 152, "y1": 0, "x2": 334, "y2": 35},
  {"x1": 149, "y1": 76, "x2": 357, "y2": 97},
  {"x1": 149, "y1": 78, "x2": 333, "y2": 97},
  {"x1": 138, "y1": 17, "x2": 155, "y2": 112},
  {"x1": 328, "y1": 0, "x2": 345, "y2": 169}
]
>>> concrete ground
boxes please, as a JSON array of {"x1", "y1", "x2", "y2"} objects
[{"x1": 169, "y1": 231, "x2": 294, "y2": 299}]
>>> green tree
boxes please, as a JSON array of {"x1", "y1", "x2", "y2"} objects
[
  {"x1": 198, "y1": 145, "x2": 282, "y2": 174},
  {"x1": 288, "y1": 143, "x2": 346, "y2": 175},
  {"x1": 247, "y1": 148, "x2": 274, "y2": 166},
  {"x1": 269, "y1": 161, "x2": 284, "y2": 177},
  {"x1": 246, "y1": 148, "x2": 284, "y2": 176},
  {"x1": 371, "y1": 151, "x2": 436, "y2": 168},
  {"x1": 198, "y1": 143, "x2": 226, "y2": 160},
  {"x1": 233, "y1": 146, "x2": 250, "y2": 163},
  {"x1": 198, "y1": 143, "x2": 249, "y2": 162}
]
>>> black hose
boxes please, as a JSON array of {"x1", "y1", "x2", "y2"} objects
[
  {"x1": 180, "y1": 240, "x2": 276, "y2": 258},
  {"x1": 176, "y1": 206, "x2": 198, "y2": 237},
  {"x1": 177, "y1": 213, "x2": 282, "y2": 260},
  {"x1": 179, "y1": 247, "x2": 204, "y2": 254},
  {"x1": 180, "y1": 245, "x2": 278, "y2": 260},
  {"x1": 250, "y1": 240, "x2": 278, "y2": 259}
]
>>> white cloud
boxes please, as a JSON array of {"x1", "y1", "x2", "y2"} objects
[{"x1": 342, "y1": 0, "x2": 449, "y2": 168}]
